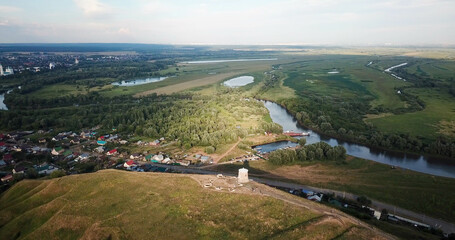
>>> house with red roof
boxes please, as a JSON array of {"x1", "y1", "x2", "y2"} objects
[
  {"x1": 123, "y1": 160, "x2": 137, "y2": 168},
  {"x1": 107, "y1": 149, "x2": 118, "y2": 156},
  {"x1": 1, "y1": 174, "x2": 13, "y2": 183}
]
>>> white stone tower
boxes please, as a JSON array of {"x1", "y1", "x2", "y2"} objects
[
  {"x1": 0, "y1": 64, "x2": 3, "y2": 76},
  {"x1": 238, "y1": 168, "x2": 249, "y2": 183}
]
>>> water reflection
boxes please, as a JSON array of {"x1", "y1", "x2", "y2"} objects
[
  {"x1": 263, "y1": 101, "x2": 455, "y2": 178},
  {"x1": 112, "y1": 77, "x2": 168, "y2": 86}
]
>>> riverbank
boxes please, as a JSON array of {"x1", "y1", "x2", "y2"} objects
[
  {"x1": 260, "y1": 99, "x2": 455, "y2": 178},
  {"x1": 266, "y1": 98, "x2": 454, "y2": 162}
]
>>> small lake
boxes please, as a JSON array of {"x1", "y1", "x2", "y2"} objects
[
  {"x1": 186, "y1": 58, "x2": 277, "y2": 64},
  {"x1": 0, "y1": 93, "x2": 7, "y2": 110},
  {"x1": 263, "y1": 101, "x2": 455, "y2": 178},
  {"x1": 254, "y1": 141, "x2": 299, "y2": 153},
  {"x1": 112, "y1": 77, "x2": 168, "y2": 87},
  {"x1": 223, "y1": 76, "x2": 254, "y2": 87}
]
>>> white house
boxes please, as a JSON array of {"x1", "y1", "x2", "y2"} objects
[{"x1": 152, "y1": 154, "x2": 164, "y2": 162}]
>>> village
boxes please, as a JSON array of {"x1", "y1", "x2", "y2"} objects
[{"x1": 0, "y1": 127, "x2": 222, "y2": 187}]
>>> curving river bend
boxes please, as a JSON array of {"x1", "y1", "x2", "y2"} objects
[{"x1": 263, "y1": 101, "x2": 455, "y2": 178}]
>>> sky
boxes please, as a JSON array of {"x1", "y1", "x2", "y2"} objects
[{"x1": 0, "y1": 0, "x2": 455, "y2": 46}]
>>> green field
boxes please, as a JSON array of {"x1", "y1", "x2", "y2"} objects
[
  {"x1": 368, "y1": 88, "x2": 455, "y2": 139},
  {"x1": 278, "y1": 55, "x2": 409, "y2": 110},
  {"x1": 0, "y1": 170, "x2": 387, "y2": 240}
]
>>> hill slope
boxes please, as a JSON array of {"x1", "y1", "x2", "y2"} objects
[{"x1": 0, "y1": 170, "x2": 391, "y2": 240}]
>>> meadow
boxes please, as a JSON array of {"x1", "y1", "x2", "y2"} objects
[
  {"x1": 366, "y1": 58, "x2": 455, "y2": 141},
  {"x1": 0, "y1": 170, "x2": 386, "y2": 240},
  {"x1": 368, "y1": 87, "x2": 455, "y2": 140},
  {"x1": 210, "y1": 157, "x2": 455, "y2": 224}
]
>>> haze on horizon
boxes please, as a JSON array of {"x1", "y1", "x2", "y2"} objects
[{"x1": 0, "y1": 0, "x2": 455, "y2": 46}]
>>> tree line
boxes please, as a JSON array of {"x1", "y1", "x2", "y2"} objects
[{"x1": 268, "y1": 141, "x2": 346, "y2": 165}]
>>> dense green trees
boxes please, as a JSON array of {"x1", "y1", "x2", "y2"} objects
[
  {"x1": 0, "y1": 92, "x2": 271, "y2": 150},
  {"x1": 268, "y1": 142, "x2": 346, "y2": 165}
]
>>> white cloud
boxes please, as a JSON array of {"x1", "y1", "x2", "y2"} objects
[
  {"x1": 118, "y1": 27, "x2": 130, "y2": 34},
  {"x1": 0, "y1": 5, "x2": 22, "y2": 12},
  {"x1": 142, "y1": 0, "x2": 174, "y2": 15},
  {"x1": 73, "y1": 0, "x2": 112, "y2": 16},
  {"x1": 0, "y1": 20, "x2": 9, "y2": 26}
]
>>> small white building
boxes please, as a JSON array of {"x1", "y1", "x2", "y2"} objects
[
  {"x1": 94, "y1": 146, "x2": 104, "y2": 153},
  {"x1": 3, "y1": 67, "x2": 14, "y2": 76},
  {"x1": 49, "y1": 62, "x2": 56, "y2": 69},
  {"x1": 152, "y1": 154, "x2": 164, "y2": 162},
  {"x1": 238, "y1": 168, "x2": 249, "y2": 183}
]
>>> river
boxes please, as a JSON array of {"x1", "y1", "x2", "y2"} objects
[
  {"x1": 0, "y1": 93, "x2": 7, "y2": 110},
  {"x1": 263, "y1": 101, "x2": 455, "y2": 178}
]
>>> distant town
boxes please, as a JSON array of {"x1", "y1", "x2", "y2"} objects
[{"x1": 0, "y1": 52, "x2": 152, "y2": 76}]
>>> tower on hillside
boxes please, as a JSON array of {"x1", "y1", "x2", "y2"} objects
[
  {"x1": 238, "y1": 168, "x2": 249, "y2": 183},
  {"x1": 75, "y1": 58, "x2": 79, "y2": 64},
  {"x1": 0, "y1": 64, "x2": 3, "y2": 76}
]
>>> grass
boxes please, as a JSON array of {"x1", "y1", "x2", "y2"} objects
[
  {"x1": 367, "y1": 88, "x2": 455, "y2": 140},
  {"x1": 0, "y1": 170, "x2": 385, "y2": 240},
  {"x1": 135, "y1": 72, "x2": 243, "y2": 96},
  {"x1": 256, "y1": 71, "x2": 297, "y2": 101},
  {"x1": 405, "y1": 59, "x2": 455, "y2": 82},
  {"x1": 277, "y1": 55, "x2": 409, "y2": 111},
  {"x1": 211, "y1": 157, "x2": 455, "y2": 224},
  {"x1": 348, "y1": 67, "x2": 409, "y2": 109},
  {"x1": 97, "y1": 61, "x2": 272, "y2": 97}
]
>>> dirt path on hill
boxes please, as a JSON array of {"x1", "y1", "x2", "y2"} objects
[{"x1": 214, "y1": 138, "x2": 242, "y2": 163}]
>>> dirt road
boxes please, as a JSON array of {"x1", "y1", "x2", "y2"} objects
[{"x1": 145, "y1": 162, "x2": 455, "y2": 234}]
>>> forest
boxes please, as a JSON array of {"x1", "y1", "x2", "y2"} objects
[
  {"x1": 268, "y1": 141, "x2": 347, "y2": 165},
  {"x1": 1, "y1": 90, "x2": 281, "y2": 150}
]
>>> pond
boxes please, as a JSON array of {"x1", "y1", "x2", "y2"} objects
[
  {"x1": 112, "y1": 77, "x2": 168, "y2": 87},
  {"x1": 263, "y1": 101, "x2": 455, "y2": 178},
  {"x1": 223, "y1": 76, "x2": 254, "y2": 88}
]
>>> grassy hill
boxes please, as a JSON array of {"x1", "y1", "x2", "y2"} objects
[{"x1": 0, "y1": 170, "x2": 390, "y2": 240}]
